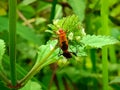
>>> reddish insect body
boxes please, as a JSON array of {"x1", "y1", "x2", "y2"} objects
[{"x1": 57, "y1": 29, "x2": 73, "y2": 58}]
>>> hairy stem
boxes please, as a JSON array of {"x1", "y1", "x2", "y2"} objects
[{"x1": 19, "y1": 44, "x2": 57, "y2": 86}]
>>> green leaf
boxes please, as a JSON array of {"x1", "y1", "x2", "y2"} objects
[
  {"x1": 58, "y1": 66, "x2": 93, "y2": 82},
  {"x1": 36, "y1": 1, "x2": 51, "y2": 13},
  {"x1": 0, "y1": 39, "x2": 5, "y2": 61},
  {"x1": 111, "y1": 28, "x2": 120, "y2": 40},
  {"x1": 20, "y1": 80, "x2": 42, "y2": 90},
  {"x1": 3, "y1": 55, "x2": 47, "y2": 89},
  {"x1": 68, "y1": 0, "x2": 86, "y2": 22},
  {"x1": 54, "y1": 4, "x2": 62, "y2": 19},
  {"x1": 0, "y1": 17, "x2": 41, "y2": 45},
  {"x1": 18, "y1": 5, "x2": 35, "y2": 18},
  {"x1": 17, "y1": 23, "x2": 41, "y2": 45},
  {"x1": 21, "y1": 0, "x2": 37, "y2": 6},
  {"x1": 110, "y1": 77, "x2": 120, "y2": 84},
  {"x1": 49, "y1": 15, "x2": 85, "y2": 40},
  {"x1": 109, "y1": 77, "x2": 120, "y2": 90},
  {"x1": 81, "y1": 35, "x2": 119, "y2": 48},
  {"x1": 35, "y1": 40, "x2": 59, "y2": 67},
  {"x1": 0, "y1": 39, "x2": 5, "y2": 72},
  {"x1": 52, "y1": 15, "x2": 80, "y2": 31}
]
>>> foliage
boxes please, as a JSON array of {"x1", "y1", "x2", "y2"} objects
[
  {"x1": 81, "y1": 35, "x2": 119, "y2": 48},
  {"x1": 0, "y1": 17, "x2": 42, "y2": 45},
  {"x1": 49, "y1": 15, "x2": 119, "y2": 49},
  {"x1": 35, "y1": 40, "x2": 59, "y2": 67},
  {"x1": 20, "y1": 80, "x2": 42, "y2": 90},
  {"x1": 109, "y1": 77, "x2": 120, "y2": 90},
  {"x1": 0, "y1": 0, "x2": 120, "y2": 90},
  {"x1": 68, "y1": 0, "x2": 86, "y2": 22}
]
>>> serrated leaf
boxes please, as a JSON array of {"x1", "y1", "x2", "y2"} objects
[
  {"x1": 48, "y1": 24, "x2": 58, "y2": 31},
  {"x1": 81, "y1": 35, "x2": 119, "y2": 48},
  {"x1": 68, "y1": 0, "x2": 86, "y2": 22},
  {"x1": 35, "y1": 40, "x2": 59, "y2": 67},
  {"x1": 53, "y1": 15, "x2": 80, "y2": 32},
  {"x1": 49, "y1": 15, "x2": 85, "y2": 39}
]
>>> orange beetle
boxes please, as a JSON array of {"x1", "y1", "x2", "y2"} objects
[
  {"x1": 57, "y1": 29, "x2": 68, "y2": 51},
  {"x1": 57, "y1": 29, "x2": 76, "y2": 58}
]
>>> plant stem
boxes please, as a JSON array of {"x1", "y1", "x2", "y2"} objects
[
  {"x1": 102, "y1": 46, "x2": 108, "y2": 90},
  {"x1": 100, "y1": 0, "x2": 109, "y2": 35},
  {"x1": 19, "y1": 44, "x2": 57, "y2": 86},
  {"x1": 3, "y1": 55, "x2": 47, "y2": 90},
  {"x1": 90, "y1": 49, "x2": 97, "y2": 90},
  {"x1": 9, "y1": 0, "x2": 17, "y2": 87},
  {"x1": 90, "y1": 49, "x2": 96, "y2": 72},
  {"x1": 101, "y1": 0, "x2": 109, "y2": 90},
  {"x1": 49, "y1": 0, "x2": 57, "y2": 23},
  {"x1": 109, "y1": 46, "x2": 116, "y2": 63}
]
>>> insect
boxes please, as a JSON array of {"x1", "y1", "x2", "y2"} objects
[{"x1": 56, "y1": 29, "x2": 76, "y2": 58}]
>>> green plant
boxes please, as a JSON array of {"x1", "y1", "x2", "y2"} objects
[
  {"x1": 0, "y1": 0, "x2": 120, "y2": 89},
  {"x1": 9, "y1": 0, "x2": 17, "y2": 87},
  {"x1": 0, "y1": 13, "x2": 119, "y2": 89},
  {"x1": 101, "y1": 0, "x2": 109, "y2": 90}
]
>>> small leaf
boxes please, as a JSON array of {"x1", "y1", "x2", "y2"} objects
[
  {"x1": 0, "y1": 39, "x2": 5, "y2": 70},
  {"x1": 49, "y1": 15, "x2": 85, "y2": 39},
  {"x1": 54, "y1": 5, "x2": 62, "y2": 19},
  {"x1": 35, "y1": 40, "x2": 59, "y2": 67},
  {"x1": 53, "y1": 15, "x2": 80, "y2": 32},
  {"x1": 21, "y1": 0, "x2": 37, "y2": 6},
  {"x1": 109, "y1": 77, "x2": 120, "y2": 90},
  {"x1": 68, "y1": 0, "x2": 86, "y2": 22},
  {"x1": 20, "y1": 80, "x2": 42, "y2": 90},
  {"x1": 0, "y1": 39, "x2": 5, "y2": 61},
  {"x1": 110, "y1": 77, "x2": 120, "y2": 84},
  {"x1": 81, "y1": 35, "x2": 119, "y2": 48}
]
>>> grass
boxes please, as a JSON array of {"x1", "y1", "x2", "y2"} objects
[{"x1": 9, "y1": 0, "x2": 17, "y2": 87}]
